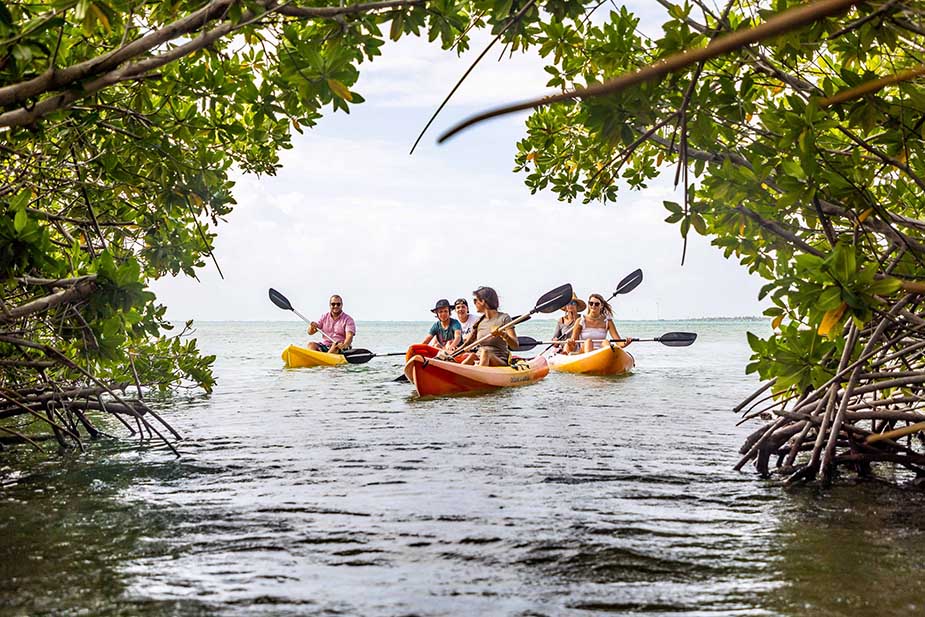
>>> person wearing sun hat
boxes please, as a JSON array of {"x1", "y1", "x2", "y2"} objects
[
  {"x1": 421, "y1": 298, "x2": 463, "y2": 352},
  {"x1": 551, "y1": 293, "x2": 585, "y2": 351},
  {"x1": 568, "y1": 293, "x2": 633, "y2": 354}
]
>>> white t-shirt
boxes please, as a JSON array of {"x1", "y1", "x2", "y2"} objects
[{"x1": 458, "y1": 314, "x2": 478, "y2": 338}]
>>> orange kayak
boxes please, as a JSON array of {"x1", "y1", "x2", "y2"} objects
[
  {"x1": 546, "y1": 343, "x2": 635, "y2": 376},
  {"x1": 403, "y1": 344, "x2": 549, "y2": 397}
]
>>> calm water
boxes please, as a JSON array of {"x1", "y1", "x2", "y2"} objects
[{"x1": 2, "y1": 319, "x2": 924, "y2": 616}]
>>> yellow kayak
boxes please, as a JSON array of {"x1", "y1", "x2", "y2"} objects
[
  {"x1": 281, "y1": 345, "x2": 347, "y2": 368},
  {"x1": 547, "y1": 343, "x2": 634, "y2": 376}
]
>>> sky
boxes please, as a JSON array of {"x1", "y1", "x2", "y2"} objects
[{"x1": 150, "y1": 2, "x2": 767, "y2": 322}]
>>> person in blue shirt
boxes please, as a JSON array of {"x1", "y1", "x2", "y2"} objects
[{"x1": 422, "y1": 298, "x2": 462, "y2": 353}]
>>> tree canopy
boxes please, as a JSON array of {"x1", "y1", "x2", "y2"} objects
[
  {"x1": 5, "y1": 0, "x2": 925, "y2": 484},
  {"x1": 482, "y1": 0, "x2": 925, "y2": 483},
  {"x1": 0, "y1": 0, "x2": 578, "y2": 451}
]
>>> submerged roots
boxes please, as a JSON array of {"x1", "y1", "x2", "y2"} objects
[{"x1": 736, "y1": 294, "x2": 925, "y2": 486}]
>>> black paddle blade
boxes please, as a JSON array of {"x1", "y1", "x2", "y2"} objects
[
  {"x1": 268, "y1": 288, "x2": 293, "y2": 311},
  {"x1": 656, "y1": 332, "x2": 697, "y2": 347},
  {"x1": 342, "y1": 349, "x2": 375, "y2": 364},
  {"x1": 534, "y1": 283, "x2": 573, "y2": 313},
  {"x1": 516, "y1": 336, "x2": 541, "y2": 351},
  {"x1": 614, "y1": 269, "x2": 643, "y2": 296}
]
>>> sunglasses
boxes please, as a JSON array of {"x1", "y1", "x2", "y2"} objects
[
  {"x1": 330, "y1": 302, "x2": 342, "y2": 307},
  {"x1": 588, "y1": 301, "x2": 602, "y2": 307}
]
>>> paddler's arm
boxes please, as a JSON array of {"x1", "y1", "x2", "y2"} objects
[
  {"x1": 342, "y1": 330, "x2": 355, "y2": 349},
  {"x1": 490, "y1": 326, "x2": 518, "y2": 350},
  {"x1": 567, "y1": 322, "x2": 582, "y2": 352},
  {"x1": 608, "y1": 320, "x2": 631, "y2": 347},
  {"x1": 443, "y1": 330, "x2": 462, "y2": 353}
]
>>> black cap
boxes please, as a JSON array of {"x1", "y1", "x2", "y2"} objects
[{"x1": 431, "y1": 299, "x2": 452, "y2": 314}]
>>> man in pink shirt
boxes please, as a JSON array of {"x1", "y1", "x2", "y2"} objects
[{"x1": 306, "y1": 294, "x2": 356, "y2": 353}]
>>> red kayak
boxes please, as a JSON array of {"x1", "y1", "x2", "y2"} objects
[{"x1": 403, "y1": 344, "x2": 549, "y2": 397}]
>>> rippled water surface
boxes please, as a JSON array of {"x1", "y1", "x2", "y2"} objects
[{"x1": 2, "y1": 320, "x2": 925, "y2": 616}]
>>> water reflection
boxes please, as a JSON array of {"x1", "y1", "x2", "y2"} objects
[
  {"x1": 0, "y1": 321, "x2": 923, "y2": 616},
  {"x1": 769, "y1": 483, "x2": 925, "y2": 617}
]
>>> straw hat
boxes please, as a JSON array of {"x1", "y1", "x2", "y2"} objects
[{"x1": 562, "y1": 293, "x2": 586, "y2": 312}]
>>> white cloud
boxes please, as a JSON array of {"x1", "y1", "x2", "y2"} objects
[{"x1": 151, "y1": 3, "x2": 766, "y2": 323}]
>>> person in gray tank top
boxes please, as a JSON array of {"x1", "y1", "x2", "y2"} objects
[{"x1": 460, "y1": 286, "x2": 519, "y2": 366}]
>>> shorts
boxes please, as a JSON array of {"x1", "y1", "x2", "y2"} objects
[
  {"x1": 317, "y1": 343, "x2": 350, "y2": 354},
  {"x1": 480, "y1": 348, "x2": 511, "y2": 365}
]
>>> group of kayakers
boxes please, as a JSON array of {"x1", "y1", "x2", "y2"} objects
[
  {"x1": 419, "y1": 287, "x2": 516, "y2": 366},
  {"x1": 304, "y1": 287, "x2": 631, "y2": 365},
  {"x1": 553, "y1": 293, "x2": 629, "y2": 353}
]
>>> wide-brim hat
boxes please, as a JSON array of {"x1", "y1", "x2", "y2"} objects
[
  {"x1": 431, "y1": 298, "x2": 452, "y2": 314},
  {"x1": 562, "y1": 293, "x2": 586, "y2": 312}
]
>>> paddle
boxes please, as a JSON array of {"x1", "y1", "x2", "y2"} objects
[
  {"x1": 541, "y1": 269, "x2": 644, "y2": 355},
  {"x1": 268, "y1": 288, "x2": 339, "y2": 345},
  {"x1": 450, "y1": 283, "x2": 573, "y2": 358},
  {"x1": 394, "y1": 283, "x2": 574, "y2": 383},
  {"x1": 609, "y1": 268, "x2": 644, "y2": 299},
  {"x1": 517, "y1": 331, "x2": 697, "y2": 351},
  {"x1": 342, "y1": 349, "x2": 407, "y2": 365}
]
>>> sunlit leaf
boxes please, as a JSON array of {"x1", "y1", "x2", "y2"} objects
[{"x1": 818, "y1": 303, "x2": 847, "y2": 336}]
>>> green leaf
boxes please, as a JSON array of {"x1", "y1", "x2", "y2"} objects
[
  {"x1": 663, "y1": 200, "x2": 682, "y2": 215},
  {"x1": 829, "y1": 241, "x2": 856, "y2": 282},
  {"x1": 13, "y1": 209, "x2": 27, "y2": 233},
  {"x1": 326, "y1": 79, "x2": 353, "y2": 102},
  {"x1": 389, "y1": 13, "x2": 404, "y2": 41},
  {"x1": 867, "y1": 277, "x2": 902, "y2": 296},
  {"x1": 817, "y1": 286, "x2": 842, "y2": 310}
]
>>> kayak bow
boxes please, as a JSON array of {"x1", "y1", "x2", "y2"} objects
[
  {"x1": 281, "y1": 344, "x2": 347, "y2": 368},
  {"x1": 403, "y1": 344, "x2": 548, "y2": 397},
  {"x1": 546, "y1": 343, "x2": 635, "y2": 376}
]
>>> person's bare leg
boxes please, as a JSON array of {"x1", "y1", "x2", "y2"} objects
[{"x1": 481, "y1": 349, "x2": 506, "y2": 366}]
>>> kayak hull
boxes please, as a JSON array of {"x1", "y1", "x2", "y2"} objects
[
  {"x1": 282, "y1": 344, "x2": 347, "y2": 368},
  {"x1": 403, "y1": 344, "x2": 549, "y2": 397},
  {"x1": 547, "y1": 344, "x2": 634, "y2": 376}
]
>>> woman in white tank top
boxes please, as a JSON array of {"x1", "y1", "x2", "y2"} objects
[{"x1": 567, "y1": 293, "x2": 632, "y2": 354}]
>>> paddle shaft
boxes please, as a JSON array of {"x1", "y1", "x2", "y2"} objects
[
  {"x1": 290, "y1": 307, "x2": 339, "y2": 345},
  {"x1": 452, "y1": 312, "x2": 528, "y2": 357},
  {"x1": 343, "y1": 350, "x2": 407, "y2": 362},
  {"x1": 268, "y1": 288, "x2": 341, "y2": 346},
  {"x1": 451, "y1": 283, "x2": 573, "y2": 358},
  {"x1": 517, "y1": 332, "x2": 696, "y2": 351},
  {"x1": 539, "y1": 269, "x2": 642, "y2": 355},
  {"x1": 539, "y1": 322, "x2": 575, "y2": 356},
  {"x1": 537, "y1": 338, "x2": 635, "y2": 345},
  {"x1": 538, "y1": 285, "x2": 625, "y2": 354}
]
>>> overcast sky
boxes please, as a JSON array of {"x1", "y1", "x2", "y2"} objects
[{"x1": 151, "y1": 2, "x2": 766, "y2": 322}]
